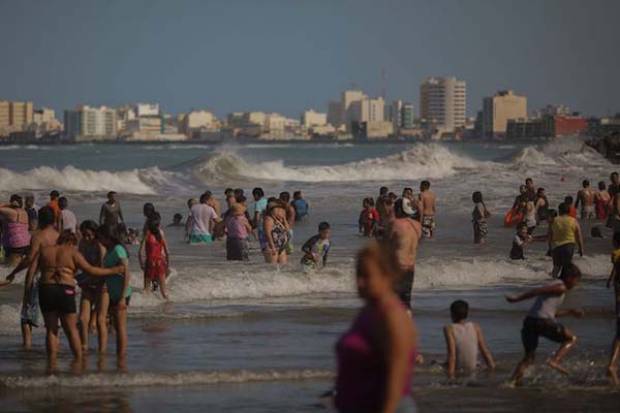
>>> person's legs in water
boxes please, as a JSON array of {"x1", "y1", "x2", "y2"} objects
[
  {"x1": 158, "y1": 272, "x2": 168, "y2": 300},
  {"x1": 43, "y1": 312, "x2": 61, "y2": 361},
  {"x1": 21, "y1": 322, "x2": 32, "y2": 350},
  {"x1": 277, "y1": 250, "x2": 288, "y2": 265},
  {"x1": 97, "y1": 290, "x2": 110, "y2": 354},
  {"x1": 60, "y1": 312, "x2": 83, "y2": 360},
  {"x1": 111, "y1": 303, "x2": 128, "y2": 356},
  {"x1": 79, "y1": 289, "x2": 95, "y2": 352}
]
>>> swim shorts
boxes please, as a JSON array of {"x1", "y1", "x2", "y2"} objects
[
  {"x1": 521, "y1": 316, "x2": 567, "y2": 355},
  {"x1": 421, "y1": 216, "x2": 435, "y2": 238},
  {"x1": 395, "y1": 270, "x2": 415, "y2": 309},
  {"x1": 39, "y1": 284, "x2": 77, "y2": 314}
]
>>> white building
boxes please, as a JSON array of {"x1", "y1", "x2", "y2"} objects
[
  {"x1": 349, "y1": 97, "x2": 385, "y2": 124},
  {"x1": 64, "y1": 106, "x2": 117, "y2": 141},
  {"x1": 301, "y1": 109, "x2": 327, "y2": 128},
  {"x1": 182, "y1": 110, "x2": 217, "y2": 136},
  {"x1": 420, "y1": 76, "x2": 466, "y2": 132},
  {"x1": 134, "y1": 103, "x2": 160, "y2": 117},
  {"x1": 33, "y1": 108, "x2": 62, "y2": 133},
  {"x1": 482, "y1": 90, "x2": 527, "y2": 138}
]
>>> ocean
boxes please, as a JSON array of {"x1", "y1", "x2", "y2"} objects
[{"x1": 0, "y1": 139, "x2": 619, "y2": 411}]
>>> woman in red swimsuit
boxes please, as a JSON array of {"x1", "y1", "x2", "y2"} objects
[{"x1": 139, "y1": 213, "x2": 170, "y2": 299}]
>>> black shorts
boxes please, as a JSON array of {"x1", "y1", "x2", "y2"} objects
[
  {"x1": 39, "y1": 284, "x2": 77, "y2": 314},
  {"x1": 616, "y1": 318, "x2": 620, "y2": 340},
  {"x1": 395, "y1": 270, "x2": 415, "y2": 309},
  {"x1": 552, "y1": 243, "x2": 575, "y2": 275},
  {"x1": 521, "y1": 317, "x2": 567, "y2": 355},
  {"x1": 6, "y1": 245, "x2": 30, "y2": 257}
]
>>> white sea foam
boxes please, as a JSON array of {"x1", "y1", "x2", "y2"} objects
[
  {"x1": 194, "y1": 143, "x2": 485, "y2": 183},
  {"x1": 0, "y1": 166, "x2": 171, "y2": 194},
  {"x1": 0, "y1": 368, "x2": 333, "y2": 388}
]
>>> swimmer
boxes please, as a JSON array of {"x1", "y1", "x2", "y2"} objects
[
  {"x1": 99, "y1": 191, "x2": 125, "y2": 239},
  {"x1": 575, "y1": 180, "x2": 595, "y2": 220},
  {"x1": 167, "y1": 213, "x2": 184, "y2": 228},
  {"x1": 549, "y1": 203, "x2": 584, "y2": 279},
  {"x1": 419, "y1": 180, "x2": 436, "y2": 238},
  {"x1": 595, "y1": 181, "x2": 611, "y2": 221},
  {"x1": 443, "y1": 300, "x2": 495, "y2": 379},
  {"x1": 471, "y1": 191, "x2": 490, "y2": 244},
  {"x1": 506, "y1": 264, "x2": 584, "y2": 385},
  {"x1": 300, "y1": 222, "x2": 331, "y2": 272}
]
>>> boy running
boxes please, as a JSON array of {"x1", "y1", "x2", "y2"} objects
[{"x1": 506, "y1": 264, "x2": 584, "y2": 385}]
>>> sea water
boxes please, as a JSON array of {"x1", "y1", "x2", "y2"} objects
[{"x1": 0, "y1": 139, "x2": 619, "y2": 411}]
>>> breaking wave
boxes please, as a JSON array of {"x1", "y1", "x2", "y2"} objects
[
  {"x1": 0, "y1": 166, "x2": 173, "y2": 195},
  {"x1": 193, "y1": 143, "x2": 484, "y2": 183}
]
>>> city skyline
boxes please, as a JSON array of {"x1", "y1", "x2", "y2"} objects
[{"x1": 1, "y1": 0, "x2": 619, "y2": 118}]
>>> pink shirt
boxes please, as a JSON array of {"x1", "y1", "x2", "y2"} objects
[{"x1": 225, "y1": 215, "x2": 249, "y2": 239}]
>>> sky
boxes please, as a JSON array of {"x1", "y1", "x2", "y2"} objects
[{"x1": 1, "y1": 0, "x2": 619, "y2": 118}]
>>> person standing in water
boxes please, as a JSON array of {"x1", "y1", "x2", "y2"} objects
[
  {"x1": 139, "y1": 213, "x2": 170, "y2": 299},
  {"x1": 300, "y1": 222, "x2": 332, "y2": 272},
  {"x1": 506, "y1": 264, "x2": 584, "y2": 385},
  {"x1": 419, "y1": 180, "x2": 436, "y2": 238},
  {"x1": 471, "y1": 191, "x2": 490, "y2": 244},
  {"x1": 25, "y1": 195, "x2": 38, "y2": 232},
  {"x1": 99, "y1": 191, "x2": 125, "y2": 239},
  {"x1": 291, "y1": 191, "x2": 309, "y2": 222},
  {"x1": 575, "y1": 179, "x2": 595, "y2": 220},
  {"x1": 334, "y1": 242, "x2": 418, "y2": 413},
  {"x1": 77, "y1": 220, "x2": 106, "y2": 352},
  {"x1": 59, "y1": 196, "x2": 78, "y2": 234},
  {"x1": 550, "y1": 202, "x2": 584, "y2": 278},
  {"x1": 262, "y1": 200, "x2": 290, "y2": 264},
  {"x1": 388, "y1": 199, "x2": 422, "y2": 310},
  {"x1": 47, "y1": 190, "x2": 61, "y2": 229},
  {"x1": 595, "y1": 181, "x2": 611, "y2": 221},
  {"x1": 535, "y1": 188, "x2": 550, "y2": 223},
  {"x1": 606, "y1": 232, "x2": 620, "y2": 385},
  {"x1": 24, "y1": 230, "x2": 122, "y2": 365},
  {"x1": 443, "y1": 300, "x2": 495, "y2": 379},
  {"x1": 224, "y1": 203, "x2": 252, "y2": 261},
  {"x1": 0, "y1": 195, "x2": 31, "y2": 267},
  {"x1": 280, "y1": 191, "x2": 296, "y2": 254},
  {"x1": 188, "y1": 193, "x2": 218, "y2": 244},
  {"x1": 96, "y1": 225, "x2": 132, "y2": 356}
]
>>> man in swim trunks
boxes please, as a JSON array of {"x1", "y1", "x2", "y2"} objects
[
  {"x1": 99, "y1": 191, "x2": 125, "y2": 239},
  {"x1": 419, "y1": 180, "x2": 436, "y2": 238},
  {"x1": 388, "y1": 199, "x2": 422, "y2": 310},
  {"x1": 575, "y1": 179, "x2": 595, "y2": 220}
]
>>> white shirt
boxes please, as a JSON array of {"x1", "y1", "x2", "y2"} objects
[
  {"x1": 61, "y1": 209, "x2": 78, "y2": 233},
  {"x1": 190, "y1": 203, "x2": 218, "y2": 235}
]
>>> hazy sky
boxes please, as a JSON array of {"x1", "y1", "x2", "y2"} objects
[{"x1": 1, "y1": 0, "x2": 619, "y2": 118}]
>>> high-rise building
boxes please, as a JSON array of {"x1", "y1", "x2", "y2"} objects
[
  {"x1": 182, "y1": 110, "x2": 217, "y2": 136},
  {"x1": 482, "y1": 90, "x2": 527, "y2": 138},
  {"x1": 349, "y1": 97, "x2": 385, "y2": 124},
  {"x1": 401, "y1": 103, "x2": 415, "y2": 129},
  {"x1": 64, "y1": 106, "x2": 117, "y2": 141},
  {"x1": 419, "y1": 77, "x2": 466, "y2": 132},
  {"x1": 134, "y1": 103, "x2": 160, "y2": 117},
  {"x1": 0, "y1": 100, "x2": 34, "y2": 136},
  {"x1": 327, "y1": 100, "x2": 343, "y2": 127}
]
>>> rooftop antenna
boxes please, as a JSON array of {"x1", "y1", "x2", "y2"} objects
[{"x1": 380, "y1": 67, "x2": 386, "y2": 100}]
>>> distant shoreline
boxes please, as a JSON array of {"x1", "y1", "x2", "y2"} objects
[{"x1": 0, "y1": 137, "x2": 555, "y2": 146}]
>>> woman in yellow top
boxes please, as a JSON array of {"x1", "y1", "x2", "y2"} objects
[{"x1": 550, "y1": 203, "x2": 584, "y2": 278}]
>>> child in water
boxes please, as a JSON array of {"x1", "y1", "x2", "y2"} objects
[
  {"x1": 606, "y1": 232, "x2": 620, "y2": 385},
  {"x1": 359, "y1": 197, "x2": 379, "y2": 237},
  {"x1": 471, "y1": 191, "x2": 490, "y2": 244},
  {"x1": 506, "y1": 263, "x2": 584, "y2": 385},
  {"x1": 510, "y1": 223, "x2": 533, "y2": 260},
  {"x1": 443, "y1": 300, "x2": 495, "y2": 379},
  {"x1": 301, "y1": 222, "x2": 331, "y2": 272}
]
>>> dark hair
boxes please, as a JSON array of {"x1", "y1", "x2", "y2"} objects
[
  {"x1": 472, "y1": 191, "x2": 483, "y2": 203},
  {"x1": 237, "y1": 195, "x2": 247, "y2": 204},
  {"x1": 582, "y1": 179, "x2": 590, "y2": 188},
  {"x1": 107, "y1": 191, "x2": 117, "y2": 197},
  {"x1": 394, "y1": 198, "x2": 407, "y2": 218},
  {"x1": 50, "y1": 190, "x2": 60, "y2": 198},
  {"x1": 143, "y1": 202, "x2": 156, "y2": 219},
  {"x1": 96, "y1": 224, "x2": 128, "y2": 256},
  {"x1": 525, "y1": 178, "x2": 533, "y2": 185},
  {"x1": 57, "y1": 229, "x2": 78, "y2": 246},
  {"x1": 38, "y1": 206, "x2": 55, "y2": 229},
  {"x1": 234, "y1": 188, "x2": 244, "y2": 197},
  {"x1": 252, "y1": 187, "x2": 264, "y2": 198},
  {"x1": 80, "y1": 220, "x2": 99, "y2": 234},
  {"x1": 450, "y1": 300, "x2": 469, "y2": 322},
  {"x1": 318, "y1": 221, "x2": 330, "y2": 231},
  {"x1": 560, "y1": 263, "x2": 582, "y2": 282},
  {"x1": 379, "y1": 186, "x2": 389, "y2": 195},
  {"x1": 537, "y1": 187, "x2": 545, "y2": 194},
  {"x1": 199, "y1": 192, "x2": 210, "y2": 203},
  {"x1": 293, "y1": 191, "x2": 302, "y2": 199},
  {"x1": 611, "y1": 172, "x2": 618, "y2": 180},
  {"x1": 402, "y1": 187, "x2": 413, "y2": 196},
  {"x1": 10, "y1": 194, "x2": 23, "y2": 207},
  {"x1": 279, "y1": 191, "x2": 291, "y2": 203},
  {"x1": 147, "y1": 213, "x2": 162, "y2": 242},
  {"x1": 224, "y1": 188, "x2": 234, "y2": 196},
  {"x1": 173, "y1": 213, "x2": 183, "y2": 221},
  {"x1": 420, "y1": 180, "x2": 430, "y2": 190},
  {"x1": 564, "y1": 195, "x2": 573, "y2": 204},
  {"x1": 558, "y1": 202, "x2": 569, "y2": 215},
  {"x1": 599, "y1": 181, "x2": 607, "y2": 190},
  {"x1": 517, "y1": 222, "x2": 528, "y2": 231},
  {"x1": 367, "y1": 197, "x2": 375, "y2": 207},
  {"x1": 58, "y1": 196, "x2": 68, "y2": 209},
  {"x1": 548, "y1": 208, "x2": 558, "y2": 218}
]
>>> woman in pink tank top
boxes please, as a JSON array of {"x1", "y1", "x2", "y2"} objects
[
  {"x1": 0, "y1": 195, "x2": 32, "y2": 265},
  {"x1": 335, "y1": 242, "x2": 418, "y2": 413}
]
